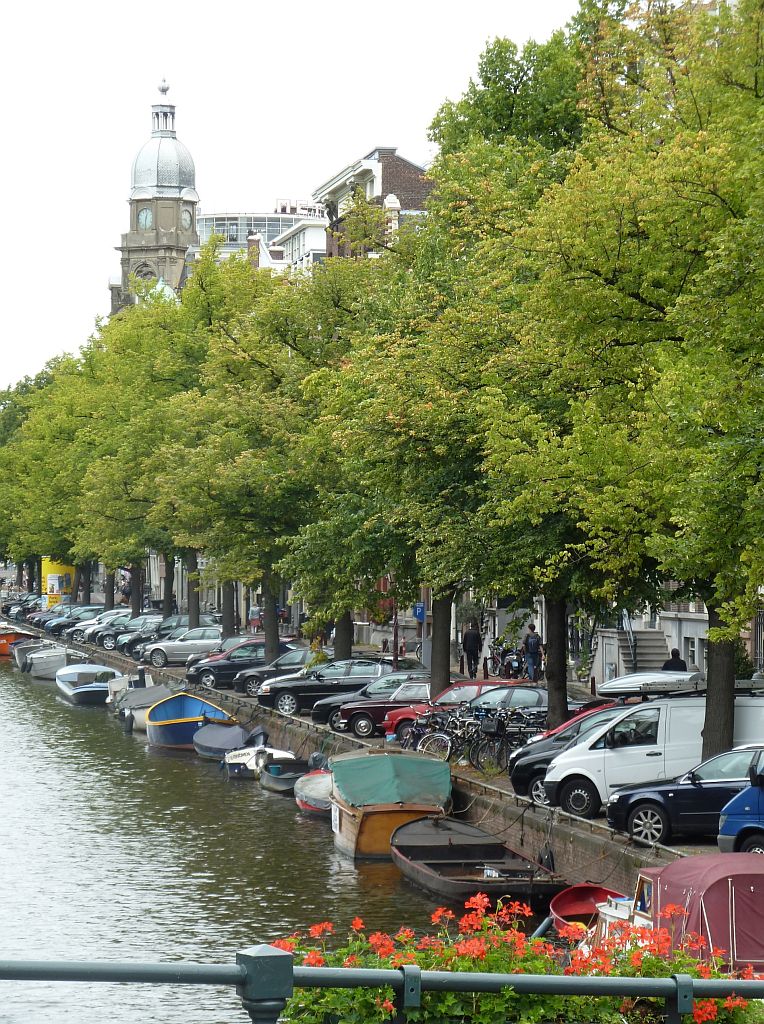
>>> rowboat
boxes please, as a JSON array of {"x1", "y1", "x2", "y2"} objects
[
  {"x1": 0, "y1": 628, "x2": 36, "y2": 656},
  {"x1": 13, "y1": 639, "x2": 52, "y2": 670},
  {"x1": 294, "y1": 769, "x2": 332, "y2": 816},
  {"x1": 192, "y1": 723, "x2": 268, "y2": 761},
  {"x1": 390, "y1": 815, "x2": 567, "y2": 908},
  {"x1": 114, "y1": 684, "x2": 175, "y2": 731},
  {"x1": 259, "y1": 758, "x2": 311, "y2": 795},
  {"x1": 27, "y1": 645, "x2": 72, "y2": 680},
  {"x1": 145, "y1": 691, "x2": 236, "y2": 750},
  {"x1": 329, "y1": 749, "x2": 451, "y2": 860},
  {"x1": 549, "y1": 883, "x2": 625, "y2": 931},
  {"x1": 55, "y1": 664, "x2": 122, "y2": 706}
]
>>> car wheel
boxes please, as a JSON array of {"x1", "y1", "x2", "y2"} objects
[
  {"x1": 627, "y1": 803, "x2": 670, "y2": 845},
  {"x1": 395, "y1": 721, "x2": 413, "y2": 743},
  {"x1": 199, "y1": 670, "x2": 217, "y2": 689},
  {"x1": 351, "y1": 713, "x2": 375, "y2": 739},
  {"x1": 739, "y1": 833, "x2": 764, "y2": 854},
  {"x1": 275, "y1": 693, "x2": 299, "y2": 716},
  {"x1": 328, "y1": 709, "x2": 343, "y2": 732},
  {"x1": 102, "y1": 635, "x2": 116, "y2": 651},
  {"x1": 528, "y1": 771, "x2": 550, "y2": 806},
  {"x1": 245, "y1": 678, "x2": 261, "y2": 698},
  {"x1": 150, "y1": 649, "x2": 168, "y2": 668},
  {"x1": 72, "y1": 629, "x2": 85, "y2": 644},
  {"x1": 559, "y1": 778, "x2": 600, "y2": 819}
]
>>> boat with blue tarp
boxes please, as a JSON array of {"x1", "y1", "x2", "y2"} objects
[{"x1": 145, "y1": 691, "x2": 236, "y2": 750}]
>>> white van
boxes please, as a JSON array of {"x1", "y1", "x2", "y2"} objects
[{"x1": 543, "y1": 694, "x2": 764, "y2": 818}]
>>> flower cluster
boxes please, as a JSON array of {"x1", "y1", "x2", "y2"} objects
[{"x1": 274, "y1": 896, "x2": 763, "y2": 1024}]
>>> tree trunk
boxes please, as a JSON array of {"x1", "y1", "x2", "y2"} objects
[
  {"x1": 104, "y1": 571, "x2": 115, "y2": 611},
  {"x1": 15, "y1": 563, "x2": 23, "y2": 589},
  {"x1": 186, "y1": 550, "x2": 200, "y2": 628},
  {"x1": 333, "y1": 610, "x2": 353, "y2": 660},
  {"x1": 545, "y1": 596, "x2": 569, "y2": 729},
  {"x1": 130, "y1": 563, "x2": 143, "y2": 618},
  {"x1": 72, "y1": 566, "x2": 82, "y2": 603},
  {"x1": 260, "y1": 569, "x2": 280, "y2": 663},
  {"x1": 81, "y1": 562, "x2": 92, "y2": 603},
  {"x1": 26, "y1": 558, "x2": 36, "y2": 592},
  {"x1": 162, "y1": 556, "x2": 175, "y2": 618},
  {"x1": 221, "y1": 581, "x2": 236, "y2": 638},
  {"x1": 430, "y1": 591, "x2": 455, "y2": 697},
  {"x1": 701, "y1": 604, "x2": 736, "y2": 760}
]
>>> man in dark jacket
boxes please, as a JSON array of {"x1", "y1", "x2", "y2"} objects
[
  {"x1": 461, "y1": 623, "x2": 482, "y2": 680},
  {"x1": 662, "y1": 648, "x2": 688, "y2": 671}
]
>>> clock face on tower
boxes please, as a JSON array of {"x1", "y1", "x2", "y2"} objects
[
  {"x1": 181, "y1": 209, "x2": 192, "y2": 230},
  {"x1": 137, "y1": 207, "x2": 153, "y2": 230}
]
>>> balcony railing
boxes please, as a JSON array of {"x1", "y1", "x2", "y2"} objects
[{"x1": 1, "y1": 945, "x2": 764, "y2": 1023}]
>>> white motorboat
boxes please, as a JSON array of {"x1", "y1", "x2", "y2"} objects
[
  {"x1": 13, "y1": 639, "x2": 52, "y2": 670},
  {"x1": 224, "y1": 744, "x2": 295, "y2": 780},
  {"x1": 27, "y1": 645, "x2": 73, "y2": 680},
  {"x1": 55, "y1": 664, "x2": 122, "y2": 705}
]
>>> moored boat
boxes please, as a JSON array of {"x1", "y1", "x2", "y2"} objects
[
  {"x1": 329, "y1": 749, "x2": 452, "y2": 860},
  {"x1": 28, "y1": 645, "x2": 75, "y2": 680},
  {"x1": 259, "y1": 758, "x2": 311, "y2": 795},
  {"x1": 549, "y1": 883, "x2": 625, "y2": 931},
  {"x1": 192, "y1": 723, "x2": 268, "y2": 761},
  {"x1": 55, "y1": 664, "x2": 122, "y2": 706},
  {"x1": 390, "y1": 815, "x2": 568, "y2": 908},
  {"x1": 145, "y1": 691, "x2": 236, "y2": 750},
  {"x1": 12, "y1": 639, "x2": 52, "y2": 670},
  {"x1": 224, "y1": 744, "x2": 296, "y2": 780},
  {"x1": 0, "y1": 628, "x2": 36, "y2": 657},
  {"x1": 114, "y1": 684, "x2": 176, "y2": 731},
  {"x1": 294, "y1": 769, "x2": 332, "y2": 816}
]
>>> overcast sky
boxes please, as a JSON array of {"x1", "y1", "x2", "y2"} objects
[{"x1": 0, "y1": 0, "x2": 579, "y2": 390}]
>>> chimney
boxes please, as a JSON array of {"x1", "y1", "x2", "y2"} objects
[{"x1": 247, "y1": 233, "x2": 261, "y2": 269}]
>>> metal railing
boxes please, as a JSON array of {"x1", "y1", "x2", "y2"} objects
[
  {"x1": 621, "y1": 608, "x2": 638, "y2": 669},
  {"x1": 1, "y1": 946, "x2": 764, "y2": 1023}
]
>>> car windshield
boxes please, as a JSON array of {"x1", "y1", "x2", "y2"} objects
[{"x1": 469, "y1": 688, "x2": 513, "y2": 709}]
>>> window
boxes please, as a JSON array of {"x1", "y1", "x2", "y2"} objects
[
  {"x1": 231, "y1": 644, "x2": 263, "y2": 660},
  {"x1": 392, "y1": 683, "x2": 430, "y2": 700},
  {"x1": 349, "y1": 661, "x2": 379, "y2": 676},
  {"x1": 692, "y1": 749, "x2": 759, "y2": 781},
  {"x1": 610, "y1": 707, "x2": 660, "y2": 747},
  {"x1": 437, "y1": 685, "x2": 480, "y2": 705},
  {"x1": 507, "y1": 687, "x2": 543, "y2": 707},
  {"x1": 278, "y1": 650, "x2": 307, "y2": 666}
]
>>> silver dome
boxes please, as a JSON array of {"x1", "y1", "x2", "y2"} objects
[{"x1": 129, "y1": 83, "x2": 197, "y2": 199}]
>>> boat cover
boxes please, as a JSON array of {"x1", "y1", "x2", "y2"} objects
[
  {"x1": 294, "y1": 770, "x2": 332, "y2": 811},
  {"x1": 330, "y1": 750, "x2": 451, "y2": 808},
  {"x1": 644, "y1": 853, "x2": 764, "y2": 968},
  {"x1": 117, "y1": 684, "x2": 175, "y2": 711},
  {"x1": 193, "y1": 723, "x2": 251, "y2": 754}
]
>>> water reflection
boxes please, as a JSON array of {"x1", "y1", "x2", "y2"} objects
[{"x1": 0, "y1": 665, "x2": 439, "y2": 1023}]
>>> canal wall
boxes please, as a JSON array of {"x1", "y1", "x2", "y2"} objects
[{"x1": 25, "y1": 636, "x2": 683, "y2": 894}]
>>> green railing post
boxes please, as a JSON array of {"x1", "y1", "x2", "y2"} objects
[
  {"x1": 236, "y1": 945, "x2": 294, "y2": 1024},
  {"x1": 394, "y1": 963, "x2": 421, "y2": 1023},
  {"x1": 667, "y1": 974, "x2": 695, "y2": 1024}
]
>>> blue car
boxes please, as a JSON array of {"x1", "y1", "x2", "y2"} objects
[{"x1": 718, "y1": 754, "x2": 764, "y2": 854}]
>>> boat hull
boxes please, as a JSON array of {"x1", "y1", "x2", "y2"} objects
[
  {"x1": 0, "y1": 630, "x2": 36, "y2": 656},
  {"x1": 549, "y1": 883, "x2": 625, "y2": 930},
  {"x1": 56, "y1": 682, "x2": 110, "y2": 706},
  {"x1": 259, "y1": 759, "x2": 310, "y2": 796},
  {"x1": 331, "y1": 799, "x2": 445, "y2": 860},
  {"x1": 389, "y1": 816, "x2": 567, "y2": 907},
  {"x1": 294, "y1": 770, "x2": 332, "y2": 815},
  {"x1": 145, "y1": 692, "x2": 235, "y2": 750}
]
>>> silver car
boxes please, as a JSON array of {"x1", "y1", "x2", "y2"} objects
[{"x1": 142, "y1": 626, "x2": 223, "y2": 668}]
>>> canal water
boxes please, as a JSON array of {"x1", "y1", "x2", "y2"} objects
[{"x1": 0, "y1": 663, "x2": 440, "y2": 1023}]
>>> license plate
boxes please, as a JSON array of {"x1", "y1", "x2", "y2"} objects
[{"x1": 331, "y1": 802, "x2": 339, "y2": 834}]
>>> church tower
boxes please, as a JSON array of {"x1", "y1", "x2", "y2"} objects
[{"x1": 110, "y1": 81, "x2": 199, "y2": 313}]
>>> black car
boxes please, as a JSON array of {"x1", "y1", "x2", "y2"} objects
[
  {"x1": 509, "y1": 703, "x2": 634, "y2": 805},
  {"x1": 187, "y1": 639, "x2": 297, "y2": 690},
  {"x1": 257, "y1": 656, "x2": 423, "y2": 717},
  {"x1": 233, "y1": 647, "x2": 333, "y2": 697},
  {"x1": 310, "y1": 671, "x2": 431, "y2": 730},
  {"x1": 606, "y1": 744, "x2": 764, "y2": 845},
  {"x1": 88, "y1": 611, "x2": 140, "y2": 648}
]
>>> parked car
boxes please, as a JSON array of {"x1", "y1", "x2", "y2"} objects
[
  {"x1": 607, "y1": 744, "x2": 764, "y2": 846},
  {"x1": 123, "y1": 614, "x2": 217, "y2": 659},
  {"x1": 718, "y1": 758, "x2": 764, "y2": 854},
  {"x1": 257, "y1": 656, "x2": 424, "y2": 717},
  {"x1": 44, "y1": 604, "x2": 104, "y2": 635},
  {"x1": 88, "y1": 610, "x2": 139, "y2": 647},
  {"x1": 112, "y1": 614, "x2": 165, "y2": 652},
  {"x1": 186, "y1": 638, "x2": 297, "y2": 689},
  {"x1": 61, "y1": 607, "x2": 129, "y2": 643},
  {"x1": 25, "y1": 602, "x2": 76, "y2": 628},
  {"x1": 234, "y1": 647, "x2": 333, "y2": 696},
  {"x1": 141, "y1": 626, "x2": 224, "y2": 667},
  {"x1": 381, "y1": 680, "x2": 522, "y2": 742},
  {"x1": 509, "y1": 702, "x2": 642, "y2": 805},
  {"x1": 321, "y1": 675, "x2": 432, "y2": 735},
  {"x1": 544, "y1": 692, "x2": 764, "y2": 819},
  {"x1": 185, "y1": 636, "x2": 251, "y2": 671},
  {"x1": 2, "y1": 593, "x2": 40, "y2": 618}
]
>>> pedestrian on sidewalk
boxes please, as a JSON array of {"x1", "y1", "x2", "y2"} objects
[
  {"x1": 662, "y1": 648, "x2": 688, "y2": 671},
  {"x1": 521, "y1": 624, "x2": 543, "y2": 681},
  {"x1": 461, "y1": 622, "x2": 482, "y2": 680}
]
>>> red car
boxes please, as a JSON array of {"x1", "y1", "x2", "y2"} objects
[{"x1": 380, "y1": 680, "x2": 511, "y2": 742}]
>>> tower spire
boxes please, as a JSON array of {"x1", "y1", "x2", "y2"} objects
[{"x1": 152, "y1": 79, "x2": 176, "y2": 136}]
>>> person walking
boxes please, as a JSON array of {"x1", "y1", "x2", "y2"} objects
[
  {"x1": 521, "y1": 623, "x2": 543, "y2": 681},
  {"x1": 461, "y1": 622, "x2": 482, "y2": 680},
  {"x1": 662, "y1": 648, "x2": 688, "y2": 671}
]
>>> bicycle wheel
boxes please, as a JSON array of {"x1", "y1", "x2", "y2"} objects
[
  {"x1": 474, "y1": 737, "x2": 509, "y2": 776},
  {"x1": 416, "y1": 732, "x2": 453, "y2": 761}
]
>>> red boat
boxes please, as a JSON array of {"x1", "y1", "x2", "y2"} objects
[
  {"x1": 0, "y1": 629, "x2": 37, "y2": 657},
  {"x1": 294, "y1": 769, "x2": 332, "y2": 816},
  {"x1": 549, "y1": 882, "x2": 625, "y2": 930}
]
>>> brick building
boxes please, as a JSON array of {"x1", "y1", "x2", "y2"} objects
[{"x1": 312, "y1": 147, "x2": 433, "y2": 258}]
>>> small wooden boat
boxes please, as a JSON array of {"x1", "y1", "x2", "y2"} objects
[
  {"x1": 193, "y1": 723, "x2": 268, "y2": 761},
  {"x1": 259, "y1": 758, "x2": 311, "y2": 795},
  {"x1": 0, "y1": 628, "x2": 36, "y2": 656},
  {"x1": 145, "y1": 691, "x2": 236, "y2": 750},
  {"x1": 390, "y1": 815, "x2": 568, "y2": 908},
  {"x1": 294, "y1": 769, "x2": 332, "y2": 816},
  {"x1": 550, "y1": 883, "x2": 626, "y2": 932},
  {"x1": 330, "y1": 749, "x2": 452, "y2": 860},
  {"x1": 225, "y1": 745, "x2": 295, "y2": 779},
  {"x1": 55, "y1": 664, "x2": 122, "y2": 706}
]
